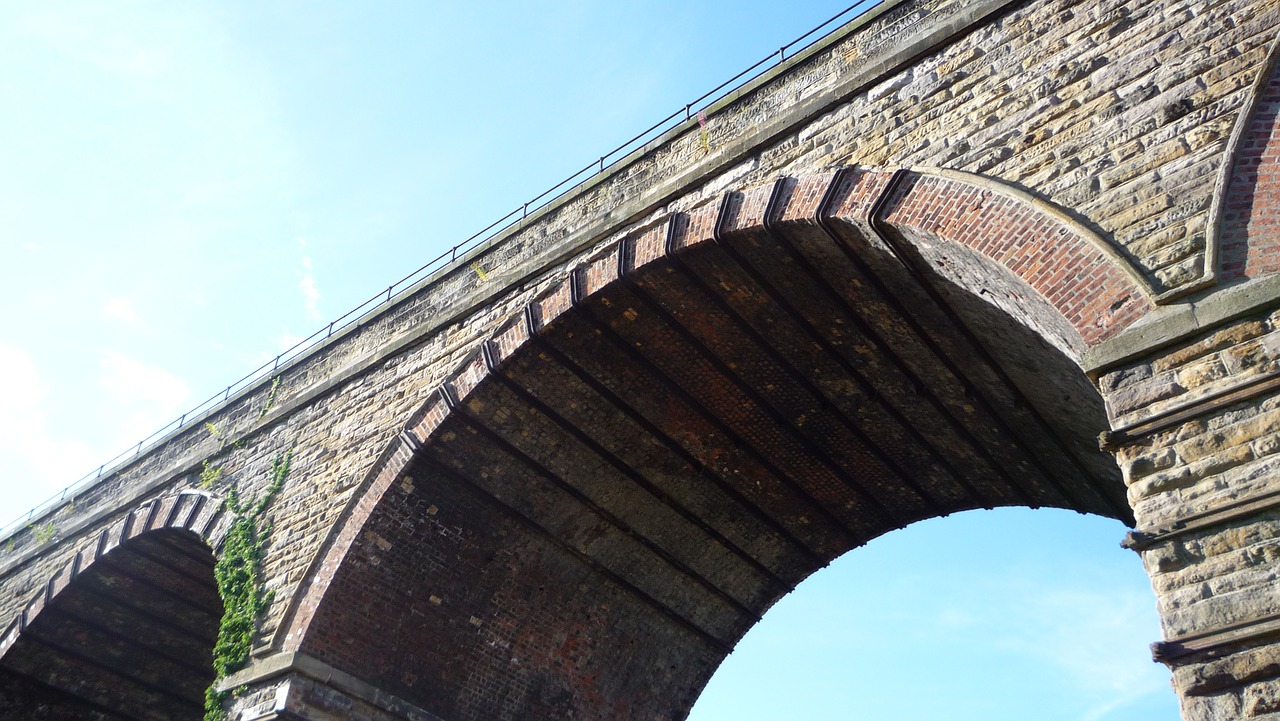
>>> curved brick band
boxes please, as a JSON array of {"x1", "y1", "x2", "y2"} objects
[
  {"x1": 0, "y1": 489, "x2": 222, "y2": 659},
  {"x1": 1219, "y1": 29, "x2": 1280, "y2": 281},
  {"x1": 872, "y1": 169, "x2": 1153, "y2": 347}
]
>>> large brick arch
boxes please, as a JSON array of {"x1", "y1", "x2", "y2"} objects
[
  {"x1": 0, "y1": 491, "x2": 224, "y2": 720},
  {"x1": 270, "y1": 168, "x2": 1154, "y2": 721}
]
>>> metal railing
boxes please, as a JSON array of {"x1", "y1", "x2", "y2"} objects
[{"x1": 0, "y1": 0, "x2": 883, "y2": 541}]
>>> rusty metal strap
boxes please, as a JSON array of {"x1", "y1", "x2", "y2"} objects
[
  {"x1": 1153, "y1": 612, "x2": 1280, "y2": 663},
  {"x1": 1123, "y1": 486, "x2": 1280, "y2": 550}
]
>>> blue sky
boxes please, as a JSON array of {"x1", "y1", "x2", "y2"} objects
[{"x1": 0, "y1": 1, "x2": 1176, "y2": 718}]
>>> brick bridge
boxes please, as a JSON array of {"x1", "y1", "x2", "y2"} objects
[{"x1": 5, "y1": 0, "x2": 1280, "y2": 718}]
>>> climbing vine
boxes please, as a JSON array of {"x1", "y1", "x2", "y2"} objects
[
  {"x1": 199, "y1": 460, "x2": 223, "y2": 489},
  {"x1": 204, "y1": 449, "x2": 291, "y2": 721},
  {"x1": 257, "y1": 377, "x2": 281, "y2": 419}
]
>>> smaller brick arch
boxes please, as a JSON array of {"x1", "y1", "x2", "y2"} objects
[
  {"x1": 1214, "y1": 29, "x2": 1280, "y2": 282},
  {"x1": 0, "y1": 490, "x2": 224, "y2": 720},
  {"x1": 0, "y1": 489, "x2": 225, "y2": 660}
]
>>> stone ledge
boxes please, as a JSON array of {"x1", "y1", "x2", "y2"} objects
[
  {"x1": 221, "y1": 651, "x2": 446, "y2": 721},
  {"x1": 1103, "y1": 367, "x2": 1280, "y2": 449},
  {"x1": 1085, "y1": 274, "x2": 1280, "y2": 374},
  {"x1": 1123, "y1": 484, "x2": 1280, "y2": 551},
  {"x1": 1154, "y1": 612, "x2": 1280, "y2": 663}
]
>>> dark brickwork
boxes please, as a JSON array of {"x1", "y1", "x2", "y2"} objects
[
  {"x1": 4, "y1": 0, "x2": 1280, "y2": 718},
  {"x1": 0, "y1": 526, "x2": 219, "y2": 720}
]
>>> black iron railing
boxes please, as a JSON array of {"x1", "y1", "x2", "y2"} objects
[{"x1": 1, "y1": 0, "x2": 884, "y2": 540}]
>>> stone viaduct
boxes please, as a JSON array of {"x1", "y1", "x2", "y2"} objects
[{"x1": 5, "y1": 0, "x2": 1280, "y2": 717}]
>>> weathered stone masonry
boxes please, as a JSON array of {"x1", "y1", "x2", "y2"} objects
[
  {"x1": 1100, "y1": 310, "x2": 1280, "y2": 720},
  {"x1": 5, "y1": 0, "x2": 1280, "y2": 718}
]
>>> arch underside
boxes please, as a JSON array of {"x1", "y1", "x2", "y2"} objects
[
  {"x1": 300, "y1": 171, "x2": 1135, "y2": 720},
  {"x1": 0, "y1": 530, "x2": 219, "y2": 721}
]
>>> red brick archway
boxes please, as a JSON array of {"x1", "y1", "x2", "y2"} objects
[
  {"x1": 269, "y1": 167, "x2": 1152, "y2": 721},
  {"x1": 0, "y1": 491, "x2": 223, "y2": 720},
  {"x1": 1218, "y1": 34, "x2": 1280, "y2": 281}
]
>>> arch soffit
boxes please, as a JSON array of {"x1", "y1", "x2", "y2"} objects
[
  {"x1": 0, "y1": 489, "x2": 224, "y2": 660},
  {"x1": 278, "y1": 165, "x2": 1150, "y2": 650}
]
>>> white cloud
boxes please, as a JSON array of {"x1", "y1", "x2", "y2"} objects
[
  {"x1": 916, "y1": 570, "x2": 1170, "y2": 720},
  {"x1": 1080, "y1": 685, "x2": 1169, "y2": 721},
  {"x1": 0, "y1": 344, "x2": 97, "y2": 495},
  {"x1": 102, "y1": 297, "x2": 143, "y2": 325},
  {"x1": 299, "y1": 255, "x2": 322, "y2": 321},
  {"x1": 936, "y1": 607, "x2": 975, "y2": 628},
  {"x1": 2, "y1": 0, "x2": 300, "y2": 255},
  {"x1": 0, "y1": 345, "x2": 47, "y2": 411},
  {"x1": 20, "y1": 5, "x2": 172, "y2": 80},
  {"x1": 97, "y1": 350, "x2": 191, "y2": 443},
  {"x1": 275, "y1": 332, "x2": 305, "y2": 353},
  {"x1": 988, "y1": 582, "x2": 1162, "y2": 695}
]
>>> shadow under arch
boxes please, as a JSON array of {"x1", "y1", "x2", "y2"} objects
[
  {"x1": 281, "y1": 167, "x2": 1156, "y2": 720},
  {"x1": 0, "y1": 493, "x2": 224, "y2": 720}
]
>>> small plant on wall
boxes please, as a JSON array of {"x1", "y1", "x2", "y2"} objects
[
  {"x1": 200, "y1": 460, "x2": 224, "y2": 489},
  {"x1": 257, "y1": 377, "x2": 282, "y2": 420},
  {"x1": 29, "y1": 521, "x2": 56, "y2": 545}
]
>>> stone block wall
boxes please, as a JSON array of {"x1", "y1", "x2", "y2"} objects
[{"x1": 1100, "y1": 311, "x2": 1280, "y2": 719}]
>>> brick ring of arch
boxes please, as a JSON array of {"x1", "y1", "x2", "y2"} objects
[
  {"x1": 271, "y1": 167, "x2": 1154, "y2": 721},
  {"x1": 0, "y1": 491, "x2": 225, "y2": 720}
]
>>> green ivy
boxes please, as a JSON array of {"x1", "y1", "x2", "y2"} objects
[
  {"x1": 204, "y1": 450, "x2": 291, "y2": 721},
  {"x1": 199, "y1": 461, "x2": 223, "y2": 489},
  {"x1": 257, "y1": 377, "x2": 282, "y2": 419}
]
